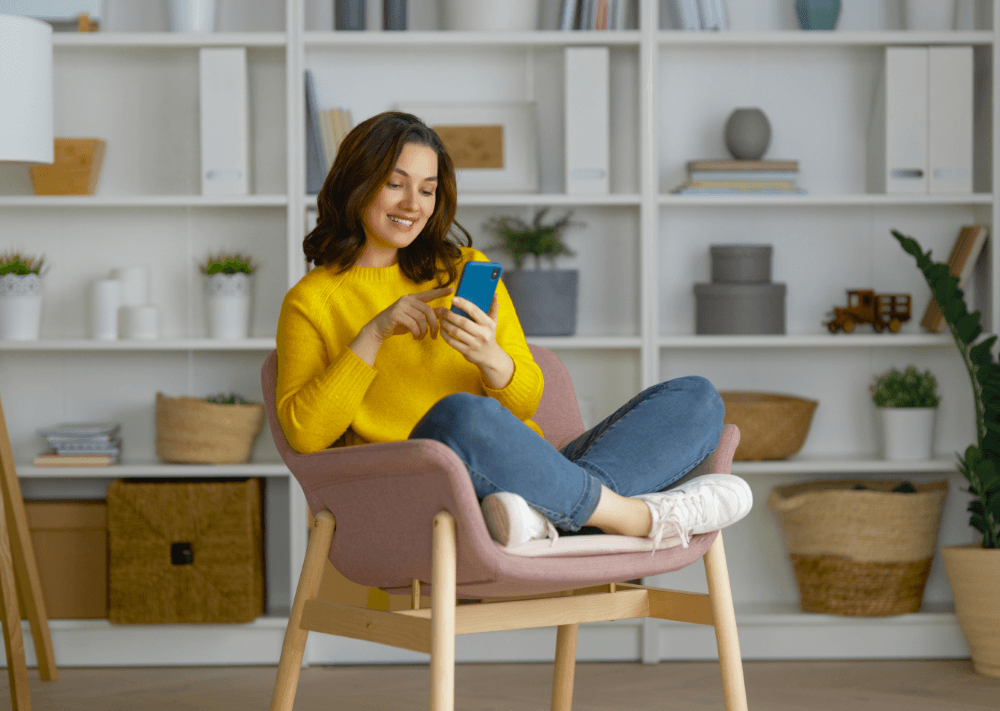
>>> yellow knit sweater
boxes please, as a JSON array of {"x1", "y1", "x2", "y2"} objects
[{"x1": 275, "y1": 247, "x2": 545, "y2": 453}]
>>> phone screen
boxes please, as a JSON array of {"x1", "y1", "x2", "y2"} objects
[{"x1": 451, "y1": 262, "x2": 503, "y2": 320}]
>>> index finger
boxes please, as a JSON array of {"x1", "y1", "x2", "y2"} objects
[{"x1": 415, "y1": 288, "x2": 453, "y2": 302}]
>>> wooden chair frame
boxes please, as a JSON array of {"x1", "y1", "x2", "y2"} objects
[{"x1": 270, "y1": 510, "x2": 748, "y2": 711}]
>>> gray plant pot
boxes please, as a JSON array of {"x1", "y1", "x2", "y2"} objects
[{"x1": 505, "y1": 269, "x2": 578, "y2": 336}]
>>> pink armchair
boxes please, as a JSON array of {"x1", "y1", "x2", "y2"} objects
[{"x1": 262, "y1": 345, "x2": 748, "y2": 711}]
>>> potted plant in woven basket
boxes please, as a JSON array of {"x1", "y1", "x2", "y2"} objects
[
  {"x1": 201, "y1": 252, "x2": 257, "y2": 339},
  {"x1": 0, "y1": 252, "x2": 45, "y2": 340},
  {"x1": 870, "y1": 365, "x2": 940, "y2": 461},
  {"x1": 483, "y1": 208, "x2": 582, "y2": 336},
  {"x1": 894, "y1": 229, "x2": 1000, "y2": 678},
  {"x1": 155, "y1": 391, "x2": 264, "y2": 465}
]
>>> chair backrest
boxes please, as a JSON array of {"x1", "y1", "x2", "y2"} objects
[{"x1": 260, "y1": 345, "x2": 585, "y2": 458}]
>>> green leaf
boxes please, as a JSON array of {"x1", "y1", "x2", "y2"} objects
[
  {"x1": 957, "y1": 312, "x2": 983, "y2": 344},
  {"x1": 971, "y1": 513, "x2": 989, "y2": 534},
  {"x1": 969, "y1": 500, "x2": 985, "y2": 515},
  {"x1": 970, "y1": 336, "x2": 998, "y2": 365},
  {"x1": 965, "y1": 445, "x2": 984, "y2": 468},
  {"x1": 989, "y1": 493, "x2": 1000, "y2": 519},
  {"x1": 975, "y1": 459, "x2": 999, "y2": 490}
]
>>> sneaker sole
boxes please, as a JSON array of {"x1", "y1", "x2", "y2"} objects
[{"x1": 482, "y1": 494, "x2": 512, "y2": 546}]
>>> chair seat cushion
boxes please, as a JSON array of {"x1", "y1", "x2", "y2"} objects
[{"x1": 500, "y1": 531, "x2": 683, "y2": 557}]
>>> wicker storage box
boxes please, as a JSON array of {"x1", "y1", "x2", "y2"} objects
[
  {"x1": 720, "y1": 392, "x2": 818, "y2": 460},
  {"x1": 107, "y1": 478, "x2": 264, "y2": 624},
  {"x1": 768, "y1": 479, "x2": 948, "y2": 617},
  {"x1": 156, "y1": 392, "x2": 264, "y2": 465}
]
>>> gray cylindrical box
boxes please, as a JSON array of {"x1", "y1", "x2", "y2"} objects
[
  {"x1": 711, "y1": 244, "x2": 773, "y2": 284},
  {"x1": 694, "y1": 283, "x2": 786, "y2": 334}
]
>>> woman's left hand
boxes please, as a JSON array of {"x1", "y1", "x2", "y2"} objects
[{"x1": 436, "y1": 294, "x2": 514, "y2": 389}]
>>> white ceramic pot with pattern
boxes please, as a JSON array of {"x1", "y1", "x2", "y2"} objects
[
  {"x1": 204, "y1": 272, "x2": 253, "y2": 339},
  {"x1": 0, "y1": 273, "x2": 42, "y2": 340}
]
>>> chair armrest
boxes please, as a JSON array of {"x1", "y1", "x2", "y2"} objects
[{"x1": 286, "y1": 439, "x2": 491, "y2": 591}]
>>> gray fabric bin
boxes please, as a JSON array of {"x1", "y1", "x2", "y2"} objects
[
  {"x1": 695, "y1": 283, "x2": 786, "y2": 334},
  {"x1": 711, "y1": 244, "x2": 773, "y2": 284}
]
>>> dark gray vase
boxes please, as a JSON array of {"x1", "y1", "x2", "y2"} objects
[
  {"x1": 505, "y1": 269, "x2": 578, "y2": 337},
  {"x1": 725, "y1": 108, "x2": 771, "y2": 161}
]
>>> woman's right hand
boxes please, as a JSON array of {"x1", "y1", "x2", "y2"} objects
[{"x1": 367, "y1": 287, "x2": 453, "y2": 341}]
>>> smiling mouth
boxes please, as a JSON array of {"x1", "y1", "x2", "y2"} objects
[{"x1": 388, "y1": 215, "x2": 414, "y2": 227}]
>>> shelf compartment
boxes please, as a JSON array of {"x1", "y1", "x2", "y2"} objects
[
  {"x1": 17, "y1": 461, "x2": 290, "y2": 478},
  {"x1": 658, "y1": 334, "x2": 954, "y2": 349},
  {"x1": 53, "y1": 32, "x2": 287, "y2": 48},
  {"x1": 0, "y1": 195, "x2": 288, "y2": 207},
  {"x1": 303, "y1": 30, "x2": 641, "y2": 48},
  {"x1": 656, "y1": 30, "x2": 994, "y2": 47},
  {"x1": 0, "y1": 338, "x2": 278, "y2": 351}
]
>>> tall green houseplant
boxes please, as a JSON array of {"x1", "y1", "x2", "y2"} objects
[{"x1": 893, "y1": 229, "x2": 1000, "y2": 549}]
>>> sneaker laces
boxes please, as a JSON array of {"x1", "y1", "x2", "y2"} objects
[
  {"x1": 542, "y1": 519, "x2": 559, "y2": 548},
  {"x1": 648, "y1": 491, "x2": 710, "y2": 554}
]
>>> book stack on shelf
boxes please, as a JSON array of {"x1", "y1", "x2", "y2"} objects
[
  {"x1": 34, "y1": 423, "x2": 121, "y2": 467},
  {"x1": 558, "y1": 0, "x2": 635, "y2": 30},
  {"x1": 674, "y1": 160, "x2": 807, "y2": 196},
  {"x1": 304, "y1": 70, "x2": 354, "y2": 195},
  {"x1": 663, "y1": 0, "x2": 729, "y2": 30}
]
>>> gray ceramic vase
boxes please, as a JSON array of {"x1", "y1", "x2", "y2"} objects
[
  {"x1": 504, "y1": 269, "x2": 578, "y2": 336},
  {"x1": 725, "y1": 108, "x2": 771, "y2": 161}
]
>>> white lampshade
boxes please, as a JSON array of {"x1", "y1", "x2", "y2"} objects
[{"x1": 0, "y1": 14, "x2": 53, "y2": 164}]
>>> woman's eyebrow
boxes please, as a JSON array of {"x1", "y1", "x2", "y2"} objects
[{"x1": 393, "y1": 167, "x2": 438, "y2": 182}]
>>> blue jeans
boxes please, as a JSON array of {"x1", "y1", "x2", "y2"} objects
[{"x1": 408, "y1": 376, "x2": 724, "y2": 532}]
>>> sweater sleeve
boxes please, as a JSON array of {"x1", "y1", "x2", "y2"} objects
[
  {"x1": 275, "y1": 289, "x2": 376, "y2": 454},
  {"x1": 480, "y1": 275, "x2": 544, "y2": 421}
]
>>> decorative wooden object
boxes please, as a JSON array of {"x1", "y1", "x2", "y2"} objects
[
  {"x1": 432, "y1": 125, "x2": 504, "y2": 169},
  {"x1": 77, "y1": 13, "x2": 99, "y2": 32},
  {"x1": 826, "y1": 289, "x2": 912, "y2": 333},
  {"x1": 29, "y1": 138, "x2": 106, "y2": 196}
]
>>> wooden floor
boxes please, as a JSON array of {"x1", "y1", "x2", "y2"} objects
[{"x1": 2, "y1": 659, "x2": 997, "y2": 710}]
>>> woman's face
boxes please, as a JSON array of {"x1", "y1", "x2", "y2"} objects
[{"x1": 361, "y1": 142, "x2": 438, "y2": 262}]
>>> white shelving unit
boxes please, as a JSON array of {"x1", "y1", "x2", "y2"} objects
[{"x1": 0, "y1": 0, "x2": 994, "y2": 667}]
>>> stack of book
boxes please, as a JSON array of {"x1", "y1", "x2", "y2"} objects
[
  {"x1": 34, "y1": 423, "x2": 121, "y2": 467},
  {"x1": 319, "y1": 108, "x2": 353, "y2": 171},
  {"x1": 304, "y1": 70, "x2": 354, "y2": 194},
  {"x1": 558, "y1": 0, "x2": 634, "y2": 30},
  {"x1": 674, "y1": 160, "x2": 806, "y2": 196}
]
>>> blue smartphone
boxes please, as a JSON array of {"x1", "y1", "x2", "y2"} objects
[{"x1": 451, "y1": 262, "x2": 503, "y2": 320}]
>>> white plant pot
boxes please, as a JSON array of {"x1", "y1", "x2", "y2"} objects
[
  {"x1": 204, "y1": 273, "x2": 253, "y2": 339},
  {"x1": 442, "y1": 0, "x2": 540, "y2": 31},
  {"x1": 878, "y1": 407, "x2": 936, "y2": 461},
  {"x1": 168, "y1": 0, "x2": 217, "y2": 32},
  {"x1": 903, "y1": 0, "x2": 955, "y2": 31},
  {"x1": 0, "y1": 274, "x2": 42, "y2": 341}
]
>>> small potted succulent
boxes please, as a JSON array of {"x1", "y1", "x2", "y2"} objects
[
  {"x1": 894, "y1": 229, "x2": 1000, "y2": 679},
  {"x1": 200, "y1": 252, "x2": 257, "y2": 339},
  {"x1": 483, "y1": 208, "x2": 582, "y2": 336},
  {"x1": 869, "y1": 365, "x2": 940, "y2": 461},
  {"x1": 0, "y1": 252, "x2": 46, "y2": 340}
]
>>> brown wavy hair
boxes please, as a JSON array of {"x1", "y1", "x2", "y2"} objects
[{"x1": 303, "y1": 111, "x2": 471, "y2": 286}]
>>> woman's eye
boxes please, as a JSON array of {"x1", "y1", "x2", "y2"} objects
[
  {"x1": 421, "y1": 189, "x2": 435, "y2": 197},
  {"x1": 387, "y1": 182, "x2": 402, "y2": 189}
]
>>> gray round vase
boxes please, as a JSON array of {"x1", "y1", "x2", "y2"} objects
[
  {"x1": 725, "y1": 108, "x2": 771, "y2": 161},
  {"x1": 505, "y1": 269, "x2": 578, "y2": 337}
]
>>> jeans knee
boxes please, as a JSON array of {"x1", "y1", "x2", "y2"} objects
[
  {"x1": 410, "y1": 392, "x2": 496, "y2": 441},
  {"x1": 681, "y1": 375, "x2": 725, "y2": 430}
]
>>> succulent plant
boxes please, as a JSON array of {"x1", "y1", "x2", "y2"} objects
[
  {"x1": 206, "y1": 392, "x2": 252, "y2": 405},
  {"x1": 870, "y1": 366, "x2": 941, "y2": 408},
  {"x1": 200, "y1": 252, "x2": 257, "y2": 275},
  {"x1": 483, "y1": 208, "x2": 582, "y2": 269},
  {"x1": 0, "y1": 252, "x2": 45, "y2": 276}
]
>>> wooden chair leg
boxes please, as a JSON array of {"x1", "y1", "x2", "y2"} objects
[
  {"x1": 0, "y1": 468, "x2": 31, "y2": 711},
  {"x1": 550, "y1": 622, "x2": 578, "y2": 711},
  {"x1": 703, "y1": 532, "x2": 748, "y2": 711},
  {"x1": 430, "y1": 511, "x2": 456, "y2": 711},
  {"x1": 269, "y1": 510, "x2": 336, "y2": 711},
  {"x1": 0, "y1": 394, "x2": 56, "y2": 682}
]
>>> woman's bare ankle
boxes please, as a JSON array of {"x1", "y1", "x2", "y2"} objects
[{"x1": 585, "y1": 486, "x2": 653, "y2": 537}]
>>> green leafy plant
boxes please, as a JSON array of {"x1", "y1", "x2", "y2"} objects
[
  {"x1": 893, "y1": 229, "x2": 1000, "y2": 549},
  {"x1": 200, "y1": 252, "x2": 257, "y2": 275},
  {"x1": 0, "y1": 252, "x2": 45, "y2": 276},
  {"x1": 870, "y1": 366, "x2": 941, "y2": 408},
  {"x1": 483, "y1": 208, "x2": 582, "y2": 269},
  {"x1": 206, "y1": 392, "x2": 252, "y2": 405}
]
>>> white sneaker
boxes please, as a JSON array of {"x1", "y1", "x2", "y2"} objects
[
  {"x1": 633, "y1": 474, "x2": 752, "y2": 551},
  {"x1": 482, "y1": 492, "x2": 559, "y2": 548}
]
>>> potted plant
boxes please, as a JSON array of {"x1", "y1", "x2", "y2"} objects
[
  {"x1": 870, "y1": 365, "x2": 940, "y2": 460},
  {"x1": 483, "y1": 208, "x2": 582, "y2": 336},
  {"x1": 0, "y1": 252, "x2": 45, "y2": 340},
  {"x1": 200, "y1": 252, "x2": 257, "y2": 339},
  {"x1": 893, "y1": 229, "x2": 1000, "y2": 678}
]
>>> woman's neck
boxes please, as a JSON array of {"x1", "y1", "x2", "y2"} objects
[{"x1": 356, "y1": 244, "x2": 398, "y2": 268}]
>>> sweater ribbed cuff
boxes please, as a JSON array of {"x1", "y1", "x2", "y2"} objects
[{"x1": 319, "y1": 347, "x2": 377, "y2": 418}]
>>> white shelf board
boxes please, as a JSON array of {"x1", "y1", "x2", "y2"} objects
[
  {"x1": 305, "y1": 193, "x2": 641, "y2": 209},
  {"x1": 0, "y1": 338, "x2": 277, "y2": 351},
  {"x1": 657, "y1": 30, "x2": 993, "y2": 47},
  {"x1": 659, "y1": 334, "x2": 954, "y2": 349},
  {"x1": 53, "y1": 32, "x2": 287, "y2": 48},
  {"x1": 304, "y1": 30, "x2": 640, "y2": 48},
  {"x1": 528, "y1": 336, "x2": 642, "y2": 349},
  {"x1": 659, "y1": 193, "x2": 994, "y2": 207},
  {"x1": 0, "y1": 195, "x2": 288, "y2": 208},
  {"x1": 731, "y1": 457, "x2": 958, "y2": 475},
  {"x1": 17, "y1": 461, "x2": 289, "y2": 478}
]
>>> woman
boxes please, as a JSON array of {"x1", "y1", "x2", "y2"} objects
[{"x1": 276, "y1": 111, "x2": 751, "y2": 551}]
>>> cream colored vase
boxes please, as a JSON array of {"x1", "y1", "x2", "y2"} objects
[{"x1": 942, "y1": 544, "x2": 1000, "y2": 678}]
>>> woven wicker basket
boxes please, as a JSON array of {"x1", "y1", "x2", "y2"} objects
[
  {"x1": 156, "y1": 392, "x2": 265, "y2": 465},
  {"x1": 768, "y1": 479, "x2": 948, "y2": 616},
  {"x1": 720, "y1": 392, "x2": 818, "y2": 460}
]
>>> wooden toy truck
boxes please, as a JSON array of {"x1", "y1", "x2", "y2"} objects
[{"x1": 826, "y1": 289, "x2": 912, "y2": 333}]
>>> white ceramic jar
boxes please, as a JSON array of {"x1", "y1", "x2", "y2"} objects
[
  {"x1": 0, "y1": 273, "x2": 42, "y2": 340},
  {"x1": 204, "y1": 272, "x2": 253, "y2": 339}
]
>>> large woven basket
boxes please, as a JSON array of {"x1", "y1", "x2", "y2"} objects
[
  {"x1": 156, "y1": 392, "x2": 265, "y2": 465},
  {"x1": 720, "y1": 392, "x2": 818, "y2": 460},
  {"x1": 768, "y1": 479, "x2": 948, "y2": 616}
]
